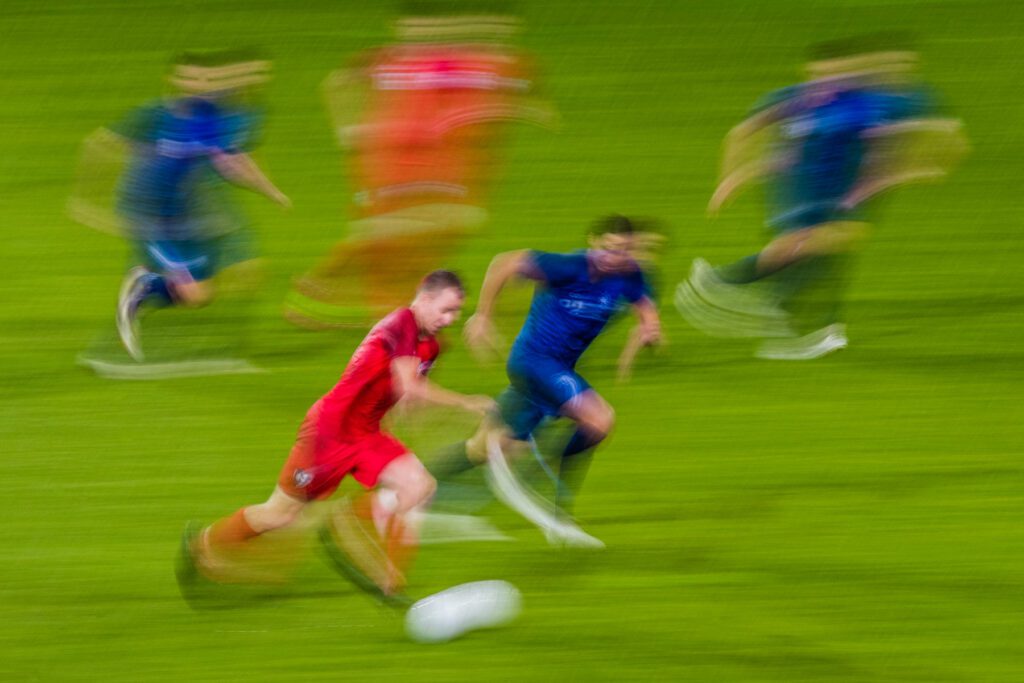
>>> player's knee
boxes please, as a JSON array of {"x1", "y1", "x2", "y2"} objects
[
  {"x1": 172, "y1": 280, "x2": 213, "y2": 307},
  {"x1": 587, "y1": 405, "x2": 615, "y2": 440},
  {"x1": 413, "y1": 471, "x2": 437, "y2": 507}
]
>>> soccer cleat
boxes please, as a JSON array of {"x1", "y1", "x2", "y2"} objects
[
  {"x1": 755, "y1": 323, "x2": 848, "y2": 360},
  {"x1": 674, "y1": 279, "x2": 794, "y2": 339},
  {"x1": 689, "y1": 258, "x2": 788, "y2": 320},
  {"x1": 543, "y1": 520, "x2": 606, "y2": 550},
  {"x1": 415, "y1": 512, "x2": 514, "y2": 545},
  {"x1": 116, "y1": 266, "x2": 149, "y2": 361},
  {"x1": 175, "y1": 520, "x2": 215, "y2": 610},
  {"x1": 317, "y1": 520, "x2": 412, "y2": 609}
]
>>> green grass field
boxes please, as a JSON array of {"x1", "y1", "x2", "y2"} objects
[{"x1": 2, "y1": 1, "x2": 1022, "y2": 680}]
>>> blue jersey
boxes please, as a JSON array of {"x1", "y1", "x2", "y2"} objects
[
  {"x1": 510, "y1": 250, "x2": 650, "y2": 367},
  {"x1": 113, "y1": 98, "x2": 240, "y2": 235},
  {"x1": 758, "y1": 83, "x2": 933, "y2": 227}
]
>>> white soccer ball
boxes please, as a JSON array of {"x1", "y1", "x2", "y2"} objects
[{"x1": 405, "y1": 580, "x2": 522, "y2": 644}]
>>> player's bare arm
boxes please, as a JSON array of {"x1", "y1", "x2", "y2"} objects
[
  {"x1": 321, "y1": 65, "x2": 371, "y2": 149},
  {"x1": 841, "y1": 117, "x2": 969, "y2": 208},
  {"x1": 211, "y1": 151, "x2": 291, "y2": 207},
  {"x1": 68, "y1": 127, "x2": 129, "y2": 234},
  {"x1": 617, "y1": 297, "x2": 663, "y2": 382},
  {"x1": 391, "y1": 356, "x2": 493, "y2": 415},
  {"x1": 464, "y1": 249, "x2": 533, "y2": 355}
]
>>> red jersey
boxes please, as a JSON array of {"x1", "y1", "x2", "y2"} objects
[
  {"x1": 317, "y1": 308, "x2": 439, "y2": 439},
  {"x1": 351, "y1": 44, "x2": 534, "y2": 216}
]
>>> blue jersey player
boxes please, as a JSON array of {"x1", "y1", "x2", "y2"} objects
[
  {"x1": 431, "y1": 215, "x2": 662, "y2": 546},
  {"x1": 676, "y1": 36, "x2": 965, "y2": 359},
  {"x1": 107, "y1": 50, "x2": 290, "y2": 362}
]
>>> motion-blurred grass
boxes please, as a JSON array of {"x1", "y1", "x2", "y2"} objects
[{"x1": 1, "y1": 1, "x2": 1022, "y2": 681}]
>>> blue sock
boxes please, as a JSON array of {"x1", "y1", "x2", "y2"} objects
[
  {"x1": 140, "y1": 273, "x2": 173, "y2": 308},
  {"x1": 556, "y1": 429, "x2": 603, "y2": 512}
]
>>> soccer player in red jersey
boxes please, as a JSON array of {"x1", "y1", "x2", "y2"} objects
[{"x1": 177, "y1": 270, "x2": 492, "y2": 604}]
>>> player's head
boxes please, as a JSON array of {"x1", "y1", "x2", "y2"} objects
[
  {"x1": 412, "y1": 269, "x2": 466, "y2": 335},
  {"x1": 805, "y1": 32, "x2": 918, "y2": 84},
  {"x1": 395, "y1": 0, "x2": 521, "y2": 44},
  {"x1": 587, "y1": 214, "x2": 663, "y2": 274},
  {"x1": 169, "y1": 48, "x2": 271, "y2": 98}
]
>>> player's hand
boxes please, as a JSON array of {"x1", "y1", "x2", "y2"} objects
[
  {"x1": 462, "y1": 394, "x2": 497, "y2": 416},
  {"x1": 270, "y1": 189, "x2": 292, "y2": 209},
  {"x1": 638, "y1": 319, "x2": 662, "y2": 347},
  {"x1": 463, "y1": 314, "x2": 504, "y2": 360},
  {"x1": 616, "y1": 323, "x2": 665, "y2": 383},
  {"x1": 707, "y1": 182, "x2": 731, "y2": 216}
]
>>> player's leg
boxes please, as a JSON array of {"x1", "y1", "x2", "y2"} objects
[
  {"x1": 429, "y1": 386, "x2": 538, "y2": 486},
  {"x1": 372, "y1": 453, "x2": 436, "y2": 593},
  {"x1": 196, "y1": 486, "x2": 308, "y2": 575},
  {"x1": 755, "y1": 220, "x2": 869, "y2": 278},
  {"x1": 755, "y1": 253, "x2": 853, "y2": 359},
  {"x1": 555, "y1": 386, "x2": 614, "y2": 514},
  {"x1": 117, "y1": 238, "x2": 216, "y2": 359}
]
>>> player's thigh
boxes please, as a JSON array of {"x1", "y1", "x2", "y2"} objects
[
  {"x1": 560, "y1": 388, "x2": 615, "y2": 437},
  {"x1": 494, "y1": 383, "x2": 547, "y2": 442},
  {"x1": 376, "y1": 452, "x2": 435, "y2": 512},
  {"x1": 277, "y1": 406, "x2": 352, "y2": 501}
]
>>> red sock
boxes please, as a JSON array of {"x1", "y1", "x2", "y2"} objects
[
  {"x1": 206, "y1": 508, "x2": 260, "y2": 552},
  {"x1": 384, "y1": 516, "x2": 418, "y2": 592}
]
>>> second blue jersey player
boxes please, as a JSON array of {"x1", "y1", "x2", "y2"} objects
[
  {"x1": 431, "y1": 215, "x2": 662, "y2": 546},
  {"x1": 110, "y1": 50, "x2": 290, "y2": 362},
  {"x1": 676, "y1": 35, "x2": 965, "y2": 359}
]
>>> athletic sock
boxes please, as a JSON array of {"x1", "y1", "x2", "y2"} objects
[
  {"x1": 429, "y1": 441, "x2": 476, "y2": 480},
  {"x1": 206, "y1": 508, "x2": 260, "y2": 551},
  {"x1": 555, "y1": 430, "x2": 602, "y2": 513},
  {"x1": 382, "y1": 515, "x2": 416, "y2": 594},
  {"x1": 140, "y1": 272, "x2": 174, "y2": 308},
  {"x1": 715, "y1": 254, "x2": 762, "y2": 284}
]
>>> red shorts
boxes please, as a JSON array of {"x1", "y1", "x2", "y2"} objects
[{"x1": 277, "y1": 409, "x2": 409, "y2": 501}]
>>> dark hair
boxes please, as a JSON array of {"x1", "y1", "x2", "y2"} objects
[
  {"x1": 808, "y1": 32, "x2": 916, "y2": 62},
  {"x1": 173, "y1": 47, "x2": 268, "y2": 69},
  {"x1": 590, "y1": 214, "x2": 636, "y2": 236},
  {"x1": 419, "y1": 269, "x2": 464, "y2": 294},
  {"x1": 400, "y1": 0, "x2": 519, "y2": 18}
]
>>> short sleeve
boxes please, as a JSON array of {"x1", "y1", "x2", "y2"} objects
[
  {"x1": 624, "y1": 269, "x2": 652, "y2": 305},
  {"x1": 220, "y1": 108, "x2": 263, "y2": 153},
  {"x1": 390, "y1": 310, "x2": 419, "y2": 358},
  {"x1": 523, "y1": 251, "x2": 582, "y2": 287}
]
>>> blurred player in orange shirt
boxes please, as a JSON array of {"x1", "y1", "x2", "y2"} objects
[{"x1": 286, "y1": 0, "x2": 556, "y2": 328}]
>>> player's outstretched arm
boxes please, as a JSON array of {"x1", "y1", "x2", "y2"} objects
[
  {"x1": 464, "y1": 250, "x2": 532, "y2": 356},
  {"x1": 211, "y1": 151, "x2": 291, "y2": 208},
  {"x1": 67, "y1": 127, "x2": 128, "y2": 235},
  {"x1": 391, "y1": 357, "x2": 494, "y2": 415},
  {"x1": 617, "y1": 297, "x2": 663, "y2": 382},
  {"x1": 321, "y1": 65, "x2": 370, "y2": 150},
  {"x1": 841, "y1": 117, "x2": 969, "y2": 208}
]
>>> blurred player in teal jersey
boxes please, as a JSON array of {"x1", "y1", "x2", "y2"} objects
[
  {"x1": 71, "y1": 49, "x2": 289, "y2": 373},
  {"x1": 429, "y1": 215, "x2": 663, "y2": 547},
  {"x1": 676, "y1": 34, "x2": 967, "y2": 359}
]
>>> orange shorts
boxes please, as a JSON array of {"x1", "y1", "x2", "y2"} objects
[{"x1": 277, "y1": 413, "x2": 408, "y2": 501}]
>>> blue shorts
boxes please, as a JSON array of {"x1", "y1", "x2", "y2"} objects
[
  {"x1": 768, "y1": 200, "x2": 868, "y2": 234},
  {"x1": 134, "y1": 230, "x2": 256, "y2": 283},
  {"x1": 497, "y1": 354, "x2": 591, "y2": 440}
]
